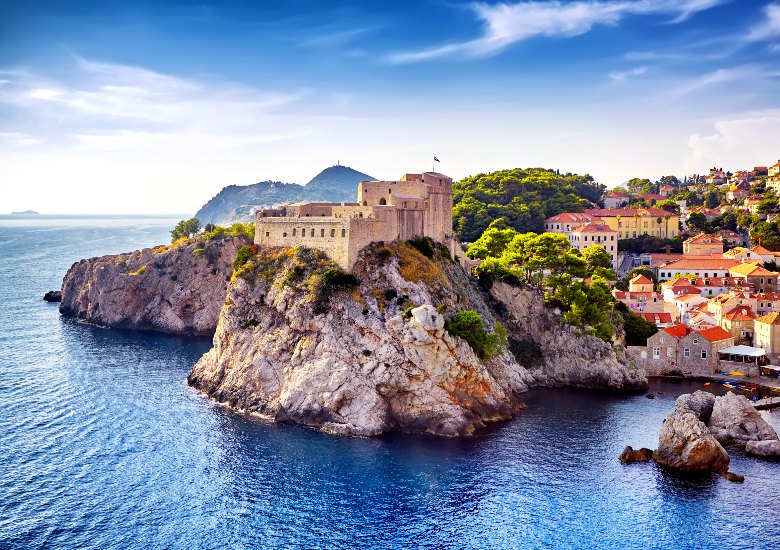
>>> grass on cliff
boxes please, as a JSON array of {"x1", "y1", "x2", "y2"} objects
[{"x1": 389, "y1": 242, "x2": 448, "y2": 288}]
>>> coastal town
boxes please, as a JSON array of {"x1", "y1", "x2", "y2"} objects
[{"x1": 539, "y1": 160, "x2": 780, "y2": 386}]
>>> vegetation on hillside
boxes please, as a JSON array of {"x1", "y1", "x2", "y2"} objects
[
  {"x1": 467, "y1": 225, "x2": 618, "y2": 342},
  {"x1": 445, "y1": 310, "x2": 506, "y2": 360},
  {"x1": 453, "y1": 168, "x2": 605, "y2": 242}
]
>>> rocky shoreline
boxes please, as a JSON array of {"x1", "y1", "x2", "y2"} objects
[{"x1": 59, "y1": 238, "x2": 647, "y2": 436}]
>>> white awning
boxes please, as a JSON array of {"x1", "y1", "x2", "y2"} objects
[{"x1": 717, "y1": 345, "x2": 766, "y2": 357}]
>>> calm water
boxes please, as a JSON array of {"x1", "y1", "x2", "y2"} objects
[{"x1": 1, "y1": 217, "x2": 779, "y2": 549}]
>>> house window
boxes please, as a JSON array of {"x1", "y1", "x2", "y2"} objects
[
  {"x1": 265, "y1": 231, "x2": 269, "y2": 238},
  {"x1": 331, "y1": 229, "x2": 335, "y2": 237},
  {"x1": 667, "y1": 348, "x2": 673, "y2": 358},
  {"x1": 693, "y1": 338, "x2": 698, "y2": 344},
  {"x1": 283, "y1": 232, "x2": 287, "y2": 237},
  {"x1": 684, "y1": 348, "x2": 690, "y2": 357},
  {"x1": 341, "y1": 229, "x2": 346, "y2": 237},
  {"x1": 702, "y1": 350, "x2": 708, "y2": 359},
  {"x1": 292, "y1": 228, "x2": 297, "y2": 236},
  {"x1": 321, "y1": 228, "x2": 325, "y2": 237},
  {"x1": 653, "y1": 347, "x2": 660, "y2": 359}
]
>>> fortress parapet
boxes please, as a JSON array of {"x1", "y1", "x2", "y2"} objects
[{"x1": 254, "y1": 172, "x2": 454, "y2": 270}]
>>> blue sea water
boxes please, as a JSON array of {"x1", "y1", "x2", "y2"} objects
[{"x1": 1, "y1": 216, "x2": 779, "y2": 549}]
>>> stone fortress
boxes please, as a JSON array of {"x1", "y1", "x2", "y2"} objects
[{"x1": 254, "y1": 171, "x2": 456, "y2": 270}]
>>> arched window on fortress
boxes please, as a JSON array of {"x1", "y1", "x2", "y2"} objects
[
  {"x1": 321, "y1": 228, "x2": 325, "y2": 237},
  {"x1": 363, "y1": 201, "x2": 367, "y2": 206},
  {"x1": 359, "y1": 213, "x2": 363, "y2": 218},
  {"x1": 388, "y1": 188, "x2": 391, "y2": 194},
  {"x1": 341, "y1": 229, "x2": 346, "y2": 237},
  {"x1": 331, "y1": 229, "x2": 335, "y2": 237},
  {"x1": 310, "y1": 228, "x2": 314, "y2": 236},
  {"x1": 283, "y1": 232, "x2": 287, "y2": 237},
  {"x1": 292, "y1": 228, "x2": 296, "y2": 236},
  {"x1": 379, "y1": 198, "x2": 386, "y2": 205}
]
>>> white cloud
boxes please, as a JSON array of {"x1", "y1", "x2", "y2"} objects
[
  {"x1": 672, "y1": 64, "x2": 780, "y2": 96},
  {"x1": 747, "y1": 3, "x2": 780, "y2": 41},
  {"x1": 609, "y1": 65, "x2": 649, "y2": 81},
  {"x1": 685, "y1": 110, "x2": 780, "y2": 174},
  {"x1": 387, "y1": 0, "x2": 729, "y2": 63}
]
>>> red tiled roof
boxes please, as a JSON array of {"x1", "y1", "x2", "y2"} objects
[
  {"x1": 696, "y1": 326, "x2": 734, "y2": 343},
  {"x1": 629, "y1": 274, "x2": 653, "y2": 285},
  {"x1": 664, "y1": 324, "x2": 693, "y2": 338},
  {"x1": 636, "y1": 312, "x2": 673, "y2": 324},
  {"x1": 752, "y1": 245, "x2": 774, "y2": 255},
  {"x1": 544, "y1": 212, "x2": 595, "y2": 223},
  {"x1": 685, "y1": 233, "x2": 723, "y2": 244},
  {"x1": 659, "y1": 258, "x2": 741, "y2": 270},
  {"x1": 571, "y1": 222, "x2": 615, "y2": 234},
  {"x1": 584, "y1": 208, "x2": 670, "y2": 217},
  {"x1": 723, "y1": 307, "x2": 755, "y2": 321}
]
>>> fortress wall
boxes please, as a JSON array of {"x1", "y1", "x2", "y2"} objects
[{"x1": 255, "y1": 216, "x2": 353, "y2": 269}]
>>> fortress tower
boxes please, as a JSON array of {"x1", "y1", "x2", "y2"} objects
[{"x1": 254, "y1": 172, "x2": 454, "y2": 270}]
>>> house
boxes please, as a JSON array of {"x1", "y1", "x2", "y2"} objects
[
  {"x1": 706, "y1": 167, "x2": 726, "y2": 185},
  {"x1": 661, "y1": 277, "x2": 701, "y2": 302},
  {"x1": 636, "y1": 193, "x2": 667, "y2": 203},
  {"x1": 688, "y1": 276, "x2": 749, "y2": 297},
  {"x1": 671, "y1": 294, "x2": 710, "y2": 323},
  {"x1": 753, "y1": 166, "x2": 769, "y2": 178},
  {"x1": 628, "y1": 274, "x2": 654, "y2": 293},
  {"x1": 751, "y1": 245, "x2": 780, "y2": 264},
  {"x1": 721, "y1": 306, "x2": 755, "y2": 343},
  {"x1": 543, "y1": 212, "x2": 597, "y2": 233},
  {"x1": 657, "y1": 258, "x2": 741, "y2": 280},
  {"x1": 683, "y1": 233, "x2": 723, "y2": 256},
  {"x1": 569, "y1": 223, "x2": 619, "y2": 269},
  {"x1": 726, "y1": 183, "x2": 751, "y2": 202},
  {"x1": 659, "y1": 184, "x2": 676, "y2": 197},
  {"x1": 612, "y1": 290, "x2": 665, "y2": 313},
  {"x1": 729, "y1": 263, "x2": 779, "y2": 293},
  {"x1": 629, "y1": 324, "x2": 735, "y2": 376},
  {"x1": 717, "y1": 229, "x2": 744, "y2": 247},
  {"x1": 768, "y1": 160, "x2": 780, "y2": 178},
  {"x1": 603, "y1": 190, "x2": 630, "y2": 209},
  {"x1": 755, "y1": 292, "x2": 780, "y2": 316},
  {"x1": 754, "y1": 312, "x2": 780, "y2": 361},
  {"x1": 584, "y1": 208, "x2": 679, "y2": 239}
]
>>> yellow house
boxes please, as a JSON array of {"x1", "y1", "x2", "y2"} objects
[
  {"x1": 683, "y1": 233, "x2": 723, "y2": 256},
  {"x1": 585, "y1": 208, "x2": 679, "y2": 239},
  {"x1": 754, "y1": 312, "x2": 780, "y2": 360}
]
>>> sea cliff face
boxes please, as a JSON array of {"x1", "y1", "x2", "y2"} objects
[
  {"x1": 188, "y1": 243, "x2": 535, "y2": 436},
  {"x1": 489, "y1": 282, "x2": 648, "y2": 390},
  {"x1": 60, "y1": 237, "x2": 248, "y2": 335}
]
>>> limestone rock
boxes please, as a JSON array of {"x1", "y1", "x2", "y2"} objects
[
  {"x1": 708, "y1": 392, "x2": 779, "y2": 447},
  {"x1": 189, "y1": 244, "x2": 535, "y2": 436},
  {"x1": 721, "y1": 471, "x2": 745, "y2": 482},
  {"x1": 619, "y1": 446, "x2": 653, "y2": 463},
  {"x1": 489, "y1": 282, "x2": 648, "y2": 390},
  {"x1": 653, "y1": 408, "x2": 730, "y2": 473},
  {"x1": 675, "y1": 391, "x2": 716, "y2": 424},
  {"x1": 745, "y1": 439, "x2": 780, "y2": 458},
  {"x1": 59, "y1": 237, "x2": 247, "y2": 335}
]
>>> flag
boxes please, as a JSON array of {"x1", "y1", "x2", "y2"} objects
[{"x1": 433, "y1": 156, "x2": 440, "y2": 162}]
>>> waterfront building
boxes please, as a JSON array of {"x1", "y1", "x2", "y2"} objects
[{"x1": 754, "y1": 312, "x2": 780, "y2": 361}]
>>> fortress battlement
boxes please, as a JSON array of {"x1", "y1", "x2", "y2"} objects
[{"x1": 254, "y1": 172, "x2": 454, "y2": 270}]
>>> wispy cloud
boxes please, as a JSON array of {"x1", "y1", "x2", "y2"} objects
[
  {"x1": 387, "y1": 0, "x2": 730, "y2": 63},
  {"x1": 747, "y1": 3, "x2": 780, "y2": 42},
  {"x1": 609, "y1": 65, "x2": 649, "y2": 81},
  {"x1": 673, "y1": 64, "x2": 780, "y2": 96}
]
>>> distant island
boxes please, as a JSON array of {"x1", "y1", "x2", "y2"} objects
[{"x1": 10, "y1": 210, "x2": 39, "y2": 215}]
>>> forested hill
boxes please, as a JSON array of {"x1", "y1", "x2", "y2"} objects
[{"x1": 453, "y1": 168, "x2": 606, "y2": 242}]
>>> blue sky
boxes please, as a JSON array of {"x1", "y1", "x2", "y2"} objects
[{"x1": 1, "y1": 0, "x2": 779, "y2": 213}]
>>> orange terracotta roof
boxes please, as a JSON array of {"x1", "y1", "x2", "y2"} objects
[
  {"x1": 723, "y1": 307, "x2": 755, "y2": 321},
  {"x1": 756, "y1": 312, "x2": 780, "y2": 325},
  {"x1": 636, "y1": 312, "x2": 673, "y2": 324},
  {"x1": 664, "y1": 324, "x2": 693, "y2": 338},
  {"x1": 660, "y1": 258, "x2": 741, "y2": 270},
  {"x1": 696, "y1": 326, "x2": 734, "y2": 343},
  {"x1": 752, "y1": 245, "x2": 774, "y2": 255},
  {"x1": 685, "y1": 233, "x2": 723, "y2": 244},
  {"x1": 571, "y1": 222, "x2": 615, "y2": 234},
  {"x1": 584, "y1": 208, "x2": 670, "y2": 217},
  {"x1": 629, "y1": 274, "x2": 653, "y2": 285},
  {"x1": 544, "y1": 212, "x2": 595, "y2": 223}
]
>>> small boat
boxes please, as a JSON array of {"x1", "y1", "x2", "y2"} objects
[
  {"x1": 703, "y1": 382, "x2": 711, "y2": 386},
  {"x1": 723, "y1": 382, "x2": 738, "y2": 389},
  {"x1": 728, "y1": 371, "x2": 746, "y2": 377},
  {"x1": 646, "y1": 394, "x2": 655, "y2": 399}
]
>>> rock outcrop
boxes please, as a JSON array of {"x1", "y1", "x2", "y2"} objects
[
  {"x1": 708, "y1": 392, "x2": 779, "y2": 447},
  {"x1": 43, "y1": 290, "x2": 61, "y2": 302},
  {"x1": 653, "y1": 403, "x2": 730, "y2": 473},
  {"x1": 745, "y1": 439, "x2": 780, "y2": 458},
  {"x1": 189, "y1": 243, "x2": 535, "y2": 436},
  {"x1": 60, "y1": 237, "x2": 248, "y2": 335},
  {"x1": 489, "y1": 282, "x2": 648, "y2": 390},
  {"x1": 619, "y1": 446, "x2": 653, "y2": 463}
]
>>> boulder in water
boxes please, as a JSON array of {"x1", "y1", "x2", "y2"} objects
[
  {"x1": 653, "y1": 407, "x2": 730, "y2": 473},
  {"x1": 745, "y1": 439, "x2": 780, "y2": 459},
  {"x1": 43, "y1": 290, "x2": 61, "y2": 302},
  {"x1": 708, "y1": 392, "x2": 778, "y2": 447},
  {"x1": 619, "y1": 446, "x2": 653, "y2": 463}
]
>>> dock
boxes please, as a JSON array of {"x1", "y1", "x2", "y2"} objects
[{"x1": 751, "y1": 396, "x2": 780, "y2": 410}]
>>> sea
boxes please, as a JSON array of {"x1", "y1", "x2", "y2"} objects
[{"x1": 1, "y1": 215, "x2": 779, "y2": 549}]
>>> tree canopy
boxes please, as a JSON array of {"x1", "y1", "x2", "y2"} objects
[
  {"x1": 453, "y1": 167, "x2": 605, "y2": 242},
  {"x1": 171, "y1": 218, "x2": 202, "y2": 242}
]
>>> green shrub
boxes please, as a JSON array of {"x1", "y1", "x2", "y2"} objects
[
  {"x1": 192, "y1": 247, "x2": 205, "y2": 257},
  {"x1": 242, "y1": 318, "x2": 259, "y2": 329},
  {"x1": 407, "y1": 236, "x2": 435, "y2": 258},
  {"x1": 402, "y1": 306, "x2": 414, "y2": 319},
  {"x1": 508, "y1": 337, "x2": 542, "y2": 368},
  {"x1": 230, "y1": 222, "x2": 254, "y2": 240},
  {"x1": 233, "y1": 245, "x2": 255, "y2": 271},
  {"x1": 321, "y1": 267, "x2": 359, "y2": 288},
  {"x1": 445, "y1": 310, "x2": 506, "y2": 360},
  {"x1": 283, "y1": 264, "x2": 306, "y2": 286}
]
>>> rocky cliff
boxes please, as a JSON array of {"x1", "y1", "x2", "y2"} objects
[
  {"x1": 60, "y1": 236, "x2": 248, "y2": 335},
  {"x1": 489, "y1": 282, "x2": 648, "y2": 390},
  {"x1": 188, "y1": 243, "x2": 536, "y2": 436}
]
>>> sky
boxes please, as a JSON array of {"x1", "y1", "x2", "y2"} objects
[{"x1": 1, "y1": 0, "x2": 780, "y2": 214}]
